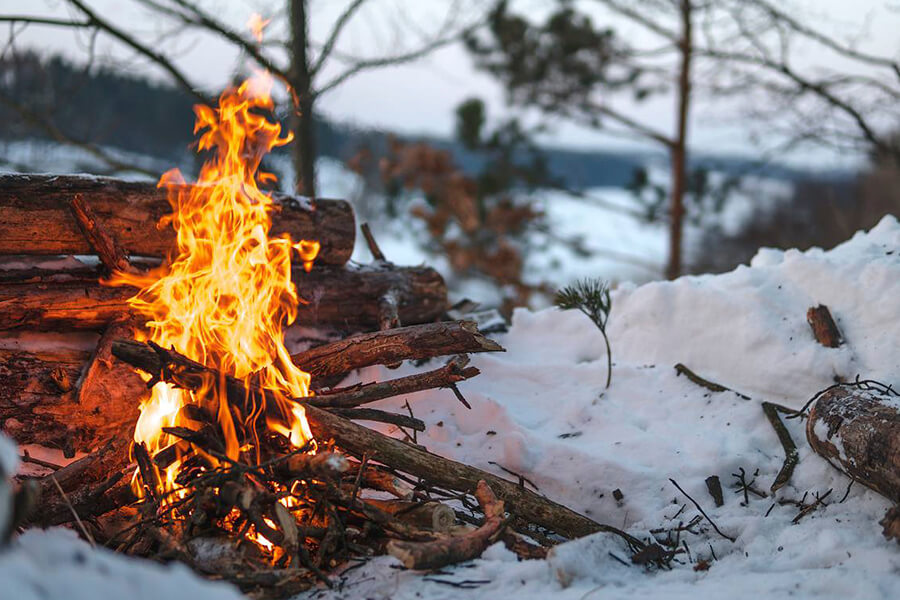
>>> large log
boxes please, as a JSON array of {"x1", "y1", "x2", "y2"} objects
[
  {"x1": 807, "y1": 383, "x2": 900, "y2": 502},
  {"x1": 0, "y1": 173, "x2": 355, "y2": 265},
  {"x1": 0, "y1": 263, "x2": 447, "y2": 332},
  {"x1": 0, "y1": 324, "x2": 145, "y2": 452},
  {"x1": 292, "y1": 321, "x2": 504, "y2": 380}
]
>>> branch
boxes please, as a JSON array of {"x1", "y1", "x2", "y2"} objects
[
  {"x1": 0, "y1": 88, "x2": 157, "y2": 177},
  {"x1": 156, "y1": 0, "x2": 290, "y2": 83},
  {"x1": 310, "y1": 0, "x2": 368, "y2": 76},
  {"x1": 317, "y1": 29, "x2": 469, "y2": 96},
  {"x1": 0, "y1": 16, "x2": 92, "y2": 28},
  {"x1": 65, "y1": 0, "x2": 211, "y2": 106},
  {"x1": 751, "y1": 0, "x2": 900, "y2": 80}
]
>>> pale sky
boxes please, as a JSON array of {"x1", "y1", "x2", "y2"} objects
[{"x1": 3, "y1": 0, "x2": 899, "y2": 166}]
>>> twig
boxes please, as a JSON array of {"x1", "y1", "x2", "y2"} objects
[
  {"x1": 761, "y1": 402, "x2": 799, "y2": 492},
  {"x1": 50, "y1": 475, "x2": 95, "y2": 547},
  {"x1": 669, "y1": 479, "x2": 736, "y2": 542},
  {"x1": 360, "y1": 222, "x2": 387, "y2": 262},
  {"x1": 674, "y1": 364, "x2": 750, "y2": 400}
]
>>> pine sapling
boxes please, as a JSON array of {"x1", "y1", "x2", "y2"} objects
[{"x1": 555, "y1": 278, "x2": 613, "y2": 388}]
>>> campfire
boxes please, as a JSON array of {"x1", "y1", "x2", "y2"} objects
[{"x1": 0, "y1": 24, "x2": 636, "y2": 598}]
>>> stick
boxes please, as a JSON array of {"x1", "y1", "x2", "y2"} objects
[
  {"x1": 386, "y1": 480, "x2": 503, "y2": 569},
  {"x1": 307, "y1": 357, "x2": 480, "y2": 409},
  {"x1": 360, "y1": 222, "x2": 387, "y2": 262},
  {"x1": 331, "y1": 408, "x2": 426, "y2": 432},
  {"x1": 293, "y1": 320, "x2": 503, "y2": 380},
  {"x1": 669, "y1": 478, "x2": 736, "y2": 542},
  {"x1": 674, "y1": 363, "x2": 751, "y2": 400},
  {"x1": 761, "y1": 402, "x2": 800, "y2": 492},
  {"x1": 69, "y1": 192, "x2": 134, "y2": 274},
  {"x1": 50, "y1": 475, "x2": 96, "y2": 547}
]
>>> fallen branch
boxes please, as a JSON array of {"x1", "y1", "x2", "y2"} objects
[
  {"x1": 674, "y1": 363, "x2": 750, "y2": 400},
  {"x1": 69, "y1": 193, "x2": 134, "y2": 274},
  {"x1": 761, "y1": 402, "x2": 800, "y2": 492}
]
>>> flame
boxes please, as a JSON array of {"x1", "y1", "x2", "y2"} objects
[
  {"x1": 246, "y1": 13, "x2": 271, "y2": 44},
  {"x1": 110, "y1": 66, "x2": 318, "y2": 501}
]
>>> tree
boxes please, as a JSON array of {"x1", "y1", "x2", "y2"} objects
[
  {"x1": 464, "y1": 0, "x2": 900, "y2": 278},
  {"x1": 0, "y1": 0, "x2": 482, "y2": 195}
]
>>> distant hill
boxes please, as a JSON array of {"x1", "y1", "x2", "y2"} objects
[{"x1": 0, "y1": 51, "x2": 854, "y2": 189}]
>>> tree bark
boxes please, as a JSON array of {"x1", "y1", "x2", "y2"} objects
[
  {"x1": 807, "y1": 305, "x2": 843, "y2": 348},
  {"x1": 0, "y1": 264, "x2": 447, "y2": 332},
  {"x1": 0, "y1": 324, "x2": 145, "y2": 452},
  {"x1": 807, "y1": 384, "x2": 900, "y2": 503},
  {"x1": 665, "y1": 0, "x2": 693, "y2": 280},
  {"x1": 0, "y1": 174, "x2": 352, "y2": 264},
  {"x1": 292, "y1": 320, "x2": 503, "y2": 380},
  {"x1": 289, "y1": 0, "x2": 317, "y2": 197}
]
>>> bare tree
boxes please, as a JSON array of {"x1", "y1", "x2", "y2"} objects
[
  {"x1": 465, "y1": 0, "x2": 899, "y2": 278},
  {"x1": 0, "y1": 0, "x2": 482, "y2": 195}
]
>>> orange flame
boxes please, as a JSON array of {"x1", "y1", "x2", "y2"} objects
[{"x1": 111, "y1": 67, "x2": 318, "y2": 500}]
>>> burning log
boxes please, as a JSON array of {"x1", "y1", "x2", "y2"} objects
[
  {"x1": 293, "y1": 320, "x2": 504, "y2": 380},
  {"x1": 110, "y1": 340, "x2": 617, "y2": 541},
  {"x1": 0, "y1": 263, "x2": 447, "y2": 332},
  {"x1": 386, "y1": 481, "x2": 504, "y2": 569},
  {"x1": 0, "y1": 174, "x2": 355, "y2": 265},
  {"x1": 807, "y1": 381, "x2": 900, "y2": 503}
]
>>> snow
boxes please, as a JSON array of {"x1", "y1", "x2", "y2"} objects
[{"x1": 305, "y1": 215, "x2": 900, "y2": 599}]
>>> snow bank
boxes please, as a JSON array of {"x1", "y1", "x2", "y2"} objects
[{"x1": 313, "y1": 216, "x2": 900, "y2": 599}]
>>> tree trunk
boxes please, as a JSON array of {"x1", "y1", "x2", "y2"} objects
[
  {"x1": 0, "y1": 174, "x2": 353, "y2": 265},
  {"x1": 0, "y1": 264, "x2": 447, "y2": 332},
  {"x1": 289, "y1": 0, "x2": 317, "y2": 197},
  {"x1": 665, "y1": 0, "x2": 693, "y2": 281},
  {"x1": 807, "y1": 384, "x2": 900, "y2": 503}
]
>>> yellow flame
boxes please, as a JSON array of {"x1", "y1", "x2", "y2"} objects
[{"x1": 110, "y1": 68, "x2": 318, "y2": 499}]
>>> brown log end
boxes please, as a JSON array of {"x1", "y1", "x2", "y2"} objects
[
  {"x1": 806, "y1": 305, "x2": 843, "y2": 348},
  {"x1": 881, "y1": 506, "x2": 900, "y2": 544},
  {"x1": 806, "y1": 384, "x2": 900, "y2": 503}
]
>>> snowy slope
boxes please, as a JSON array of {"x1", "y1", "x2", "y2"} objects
[{"x1": 309, "y1": 215, "x2": 900, "y2": 599}]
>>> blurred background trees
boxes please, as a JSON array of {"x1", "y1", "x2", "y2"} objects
[{"x1": 1, "y1": 0, "x2": 897, "y2": 312}]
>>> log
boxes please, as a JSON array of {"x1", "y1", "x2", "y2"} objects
[
  {"x1": 292, "y1": 321, "x2": 504, "y2": 380},
  {"x1": 807, "y1": 383, "x2": 900, "y2": 502},
  {"x1": 0, "y1": 173, "x2": 355, "y2": 265},
  {"x1": 0, "y1": 325, "x2": 145, "y2": 452},
  {"x1": 0, "y1": 263, "x2": 447, "y2": 332}
]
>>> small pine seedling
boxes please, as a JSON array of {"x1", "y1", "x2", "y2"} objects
[{"x1": 555, "y1": 278, "x2": 613, "y2": 388}]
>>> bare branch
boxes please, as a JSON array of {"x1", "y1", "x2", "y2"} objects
[
  {"x1": 310, "y1": 0, "x2": 368, "y2": 76},
  {"x1": 317, "y1": 27, "x2": 474, "y2": 96},
  {"x1": 0, "y1": 88, "x2": 157, "y2": 177},
  {"x1": 0, "y1": 16, "x2": 92, "y2": 28},
  {"x1": 64, "y1": 0, "x2": 211, "y2": 105}
]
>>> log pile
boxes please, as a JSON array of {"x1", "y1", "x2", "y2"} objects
[{"x1": 1, "y1": 174, "x2": 622, "y2": 596}]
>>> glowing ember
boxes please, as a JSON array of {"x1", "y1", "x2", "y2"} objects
[{"x1": 109, "y1": 17, "x2": 319, "y2": 505}]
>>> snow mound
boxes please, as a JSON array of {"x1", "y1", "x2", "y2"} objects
[{"x1": 315, "y1": 215, "x2": 900, "y2": 599}]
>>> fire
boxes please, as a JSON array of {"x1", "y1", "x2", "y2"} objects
[{"x1": 110, "y1": 63, "x2": 318, "y2": 501}]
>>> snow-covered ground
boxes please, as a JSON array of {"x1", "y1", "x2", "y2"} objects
[{"x1": 3, "y1": 216, "x2": 897, "y2": 598}]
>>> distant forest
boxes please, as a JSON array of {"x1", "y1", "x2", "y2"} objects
[{"x1": 0, "y1": 51, "x2": 852, "y2": 189}]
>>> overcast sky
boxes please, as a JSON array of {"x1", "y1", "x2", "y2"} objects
[{"x1": 4, "y1": 0, "x2": 898, "y2": 167}]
